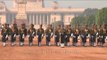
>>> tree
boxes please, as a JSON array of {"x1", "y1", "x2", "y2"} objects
[
  {"x1": 71, "y1": 8, "x2": 98, "y2": 27},
  {"x1": 96, "y1": 7, "x2": 107, "y2": 25}
]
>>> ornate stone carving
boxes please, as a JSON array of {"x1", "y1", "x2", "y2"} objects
[{"x1": 15, "y1": 0, "x2": 28, "y2": 27}]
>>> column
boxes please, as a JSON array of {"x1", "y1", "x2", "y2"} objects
[
  {"x1": 60, "y1": 14, "x2": 64, "y2": 26},
  {"x1": 27, "y1": 14, "x2": 29, "y2": 24},
  {"x1": 42, "y1": 14, "x2": 45, "y2": 25},
  {"x1": 34, "y1": 14, "x2": 36, "y2": 25},
  {"x1": 32, "y1": 14, "x2": 35, "y2": 24},
  {"x1": 39, "y1": 14, "x2": 41, "y2": 24},
  {"x1": 10, "y1": 14, "x2": 12, "y2": 24},
  {"x1": 36, "y1": 14, "x2": 38, "y2": 25},
  {"x1": 43, "y1": 14, "x2": 46, "y2": 24},
  {"x1": 41, "y1": 14, "x2": 43, "y2": 24},
  {"x1": 48, "y1": 14, "x2": 51, "y2": 24},
  {"x1": 50, "y1": 14, "x2": 52, "y2": 24},
  {"x1": 38, "y1": 14, "x2": 40, "y2": 24},
  {"x1": 47, "y1": 14, "x2": 48, "y2": 25},
  {"x1": 29, "y1": 14, "x2": 31, "y2": 24},
  {"x1": 47, "y1": 14, "x2": 50, "y2": 25},
  {"x1": 28, "y1": 15, "x2": 29, "y2": 24},
  {"x1": 31, "y1": 14, "x2": 33, "y2": 24},
  {"x1": 45, "y1": 14, "x2": 47, "y2": 25}
]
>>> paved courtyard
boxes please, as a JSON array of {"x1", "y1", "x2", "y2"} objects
[{"x1": 0, "y1": 37, "x2": 107, "y2": 60}]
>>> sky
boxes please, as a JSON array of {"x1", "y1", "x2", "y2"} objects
[{"x1": 1, "y1": 0, "x2": 107, "y2": 9}]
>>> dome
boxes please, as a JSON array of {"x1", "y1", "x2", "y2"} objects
[
  {"x1": 0, "y1": 1, "x2": 5, "y2": 10},
  {"x1": 27, "y1": 0, "x2": 43, "y2": 2},
  {"x1": 16, "y1": 0, "x2": 27, "y2": 4}
]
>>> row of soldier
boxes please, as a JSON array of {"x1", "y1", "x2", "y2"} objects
[{"x1": 0, "y1": 23, "x2": 107, "y2": 47}]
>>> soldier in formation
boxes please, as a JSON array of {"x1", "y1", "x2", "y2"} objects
[
  {"x1": 28, "y1": 24, "x2": 36, "y2": 46},
  {"x1": 10, "y1": 23, "x2": 18, "y2": 46},
  {"x1": 1, "y1": 23, "x2": 10, "y2": 47},
  {"x1": 0, "y1": 23, "x2": 107, "y2": 47},
  {"x1": 80, "y1": 25, "x2": 89, "y2": 46},
  {"x1": 72, "y1": 25, "x2": 80, "y2": 46},
  {"x1": 45, "y1": 25, "x2": 53, "y2": 46},
  {"x1": 19, "y1": 23, "x2": 27, "y2": 46},
  {"x1": 37, "y1": 24, "x2": 44, "y2": 46},
  {"x1": 65, "y1": 25, "x2": 72, "y2": 46},
  {"x1": 100, "y1": 24, "x2": 107, "y2": 47},
  {"x1": 89, "y1": 24, "x2": 97, "y2": 47},
  {"x1": 55, "y1": 25, "x2": 61, "y2": 46}
]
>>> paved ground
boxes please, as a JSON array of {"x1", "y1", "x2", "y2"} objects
[{"x1": 0, "y1": 37, "x2": 107, "y2": 60}]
